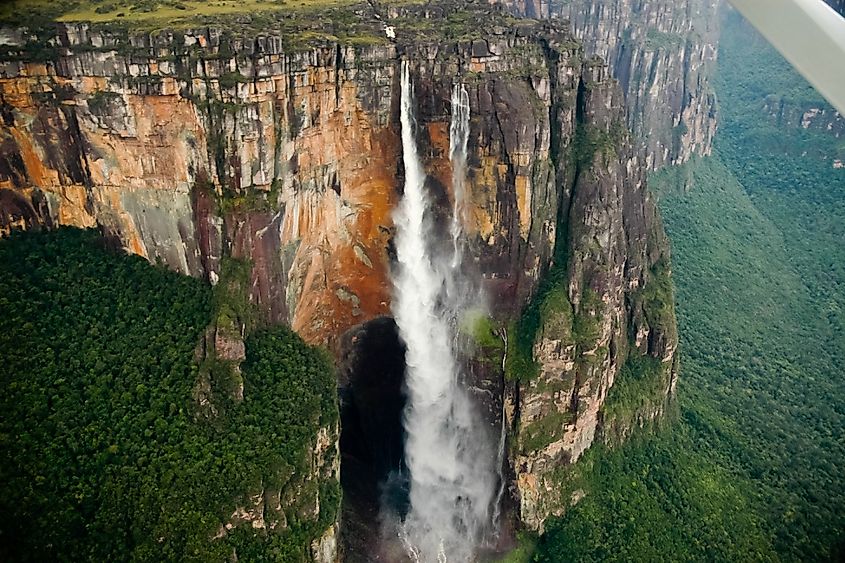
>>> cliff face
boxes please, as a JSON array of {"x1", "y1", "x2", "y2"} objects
[
  {"x1": 0, "y1": 26, "x2": 399, "y2": 345},
  {"x1": 502, "y1": 62, "x2": 677, "y2": 530},
  {"x1": 763, "y1": 98, "x2": 845, "y2": 139},
  {"x1": 498, "y1": 0, "x2": 719, "y2": 170},
  {"x1": 0, "y1": 11, "x2": 570, "y2": 346},
  {"x1": 0, "y1": 0, "x2": 679, "y2": 543},
  {"x1": 0, "y1": 6, "x2": 590, "y2": 346}
]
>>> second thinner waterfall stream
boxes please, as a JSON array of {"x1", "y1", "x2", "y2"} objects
[{"x1": 389, "y1": 61, "x2": 498, "y2": 562}]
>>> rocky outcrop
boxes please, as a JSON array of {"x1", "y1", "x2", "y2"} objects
[
  {"x1": 504, "y1": 60, "x2": 677, "y2": 531},
  {"x1": 497, "y1": 0, "x2": 720, "y2": 170},
  {"x1": 731, "y1": 13, "x2": 844, "y2": 162},
  {"x1": 0, "y1": 25, "x2": 399, "y2": 344},
  {"x1": 210, "y1": 421, "x2": 340, "y2": 560},
  {"x1": 0, "y1": 4, "x2": 575, "y2": 345},
  {"x1": 567, "y1": 0, "x2": 719, "y2": 169},
  {"x1": 764, "y1": 99, "x2": 845, "y2": 139},
  {"x1": 0, "y1": 0, "x2": 678, "y2": 542}
]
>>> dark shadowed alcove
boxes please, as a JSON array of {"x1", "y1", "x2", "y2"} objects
[{"x1": 337, "y1": 316, "x2": 410, "y2": 560}]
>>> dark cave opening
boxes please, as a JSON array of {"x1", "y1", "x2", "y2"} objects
[{"x1": 338, "y1": 317, "x2": 410, "y2": 560}]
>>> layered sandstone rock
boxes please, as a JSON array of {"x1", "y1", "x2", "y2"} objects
[
  {"x1": 0, "y1": 30, "x2": 400, "y2": 344},
  {"x1": 0, "y1": 5, "x2": 583, "y2": 345}
]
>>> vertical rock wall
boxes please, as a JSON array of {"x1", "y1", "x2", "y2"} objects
[
  {"x1": 509, "y1": 62, "x2": 677, "y2": 529},
  {"x1": 0, "y1": 30, "x2": 400, "y2": 345},
  {"x1": 495, "y1": 0, "x2": 720, "y2": 169},
  {"x1": 0, "y1": 16, "x2": 584, "y2": 345}
]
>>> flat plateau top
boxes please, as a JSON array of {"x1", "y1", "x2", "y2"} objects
[
  {"x1": 3, "y1": 0, "x2": 433, "y2": 29},
  {"x1": 0, "y1": 0, "x2": 545, "y2": 53},
  {"x1": 6, "y1": 0, "x2": 358, "y2": 24}
]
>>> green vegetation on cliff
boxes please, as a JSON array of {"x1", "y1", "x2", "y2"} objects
[
  {"x1": 0, "y1": 0, "x2": 391, "y2": 50},
  {"x1": 0, "y1": 228, "x2": 338, "y2": 561},
  {"x1": 536, "y1": 430, "x2": 775, "y2": 562},
  {"x1": 1, "y1": 0, "x2": 352, "y2": 27},
  {"x1": 532, "y1": 8, "x2": 845, "y2": 561},
  {"x1": 601, "y1": 353, "x2": 667, "y2": 432}
]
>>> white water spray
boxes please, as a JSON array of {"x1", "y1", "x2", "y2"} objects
[
  {"x1": 391, "y1": 61, "x2": 497, "y2": 562},
  {"x1": 491, "y1": 330, "x2": 508, "y2": 534},
  {"x1": 448, "y1": 83, "x2": 470, "y2": 270}
]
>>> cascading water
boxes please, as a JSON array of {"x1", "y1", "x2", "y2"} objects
[
  {"x1": 491, "y1": 331, "x2": 508, "y2": 535},
  {"x1": 448, "y1": 83, "x2": 470, "y2": 270},
  {"x1": 390, "y1": 60, "x2": 497, "y2": 562}
]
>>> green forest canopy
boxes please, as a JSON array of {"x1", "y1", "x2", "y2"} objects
[{"x1": 0, "y1": 227, "x2": 338, "y2": 561}]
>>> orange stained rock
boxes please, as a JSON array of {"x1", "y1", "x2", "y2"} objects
[
  {"x1": 468, "y1": 155, "x2": 504, "y2": 240},
  {"x1": 286, "y1": 85, "x2": 399, "y2": 345},
  {"x1": 57, "y1": 185, "x2": 96, "y2": 228},
  {"x1": 99, "y1": 187, "x2": 149, "y2": 257},
  {"x1": 22, "y1": 63, "x2": 51, "y2": 77},
  {"x1": 426, "y1": 122, "x2": 450, "y2": 158},
  {"x1": 515, "y1": 174, "x2": 531, "y2": 239},
  {"x1": 126, "y1": 228, "x2": 147, "y2": 256},
  {"x1": 9, "y1": 127, "x2": 53, "y2": 189},
  {"x1": 291, "y1": 166, "x2": 396, "y2": 345},
  {"x1": 424, "y1": 120, "x2": 455, "y2": 196},
  {"x1": 0, "y1": 66, "x2": 456, "y2": 350},
  {"x1": 85, "y1": 94, "x2": 206, "y2": 189},
  {"x1": 78, "y1": 76, "x2": 109, "y2": 92}
]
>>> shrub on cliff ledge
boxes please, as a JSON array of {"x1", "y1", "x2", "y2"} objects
[{"x1": 0, "y1": 227, "x2": 338, "y2": 562}]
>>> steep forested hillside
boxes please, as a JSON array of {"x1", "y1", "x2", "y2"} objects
[
  {"x1": 0, "y1": 228, "x2": 338, "y2": 561},
  {"x1": 531, "y1": 8, "x2": 845, "y2": 562}
]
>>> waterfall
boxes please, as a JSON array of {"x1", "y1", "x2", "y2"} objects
[
  {"x1": 491, "y1": 400, "x2": 507, "y2": 534},
  {"x1": 491, "y1": 330, "x2": 509, "y2": 534},
  {"x1": 448, "y1": 83, "x2": 470, "y2": 270},
  {"x1": 447, "y1": 81, "x2": 509, "y2": 536},
  {"x1": 392, "y1": 60, "x2": 496, "y2": 562}
]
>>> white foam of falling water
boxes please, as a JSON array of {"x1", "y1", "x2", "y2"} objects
[
  {"x1": 391, "y1": 60, "x2": 496, "y2": 562},
  {"x1": 491, "y1": 403, "x2": 507, "y2": 535},
  {"x1": 449, "y1": 83, "x2": 471, "y2": 270},
  {"x1": 491, "y1": 332, "x2": 508, "y2": 535}
]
